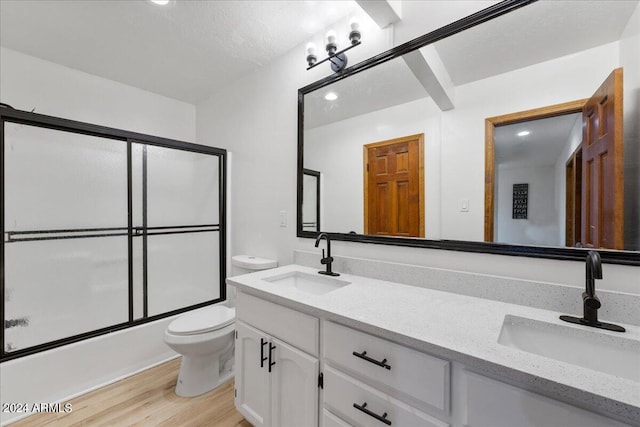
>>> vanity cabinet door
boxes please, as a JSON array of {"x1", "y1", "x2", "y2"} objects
[
  {"x1": 235, "y1": 321, "x2": 271, "y2": 427},
  {"x1": 236, "y1": 319, "x2": 320, "y2": 427},
  {"x1": 270, "y1": 337, "x2": 319, "y2": 427}
]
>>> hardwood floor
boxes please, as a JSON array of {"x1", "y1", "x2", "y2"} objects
[{"x1": 10, "y1": 358, "x2": 252, "y2": 427}]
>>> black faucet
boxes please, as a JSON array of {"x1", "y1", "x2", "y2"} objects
[
  {"x1": 560, "y1": 250, "x2": 625, "y2": 332},
  {"x1": 583, "y1": 250, "x2": 602, "y2": 323},
  {"x1": 314, "y1": 232, "x2": 340, "y2": 276}
]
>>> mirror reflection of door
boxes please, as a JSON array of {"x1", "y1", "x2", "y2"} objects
[
  {"x1": 581, "y1": 68, "x2": 624, "y2": 249},
  {"x1": 363, "y1": 134, "x2": 424, "y2": 237},
  {"x1": 565, "y1": 147, "x2": 582, "y2": 247},
  {"x1": 485, "y1": 68, "x2": 624, "y2": 249},
  {"x1": 302, "y1": 169, "x2": 321, "y2": 232}
]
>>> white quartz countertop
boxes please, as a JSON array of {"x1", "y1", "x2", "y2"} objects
[{"x1": 227, "y1": 264, "x2": 640, "y2": 425}]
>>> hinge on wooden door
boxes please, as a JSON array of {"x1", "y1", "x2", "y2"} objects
[
  {"x1": 318, "y1": 372, "x2": 323, "y2": 389},
  {"x1": 234, "y1": 388, "x2": 237, "y2": 398},
  {"x1": 366, "y1": 163, "x2": 369, "y2": 172}
]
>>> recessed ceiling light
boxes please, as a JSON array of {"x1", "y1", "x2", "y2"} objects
[
  {"x1": 325, "y1": 92, "x2": 338, "y2": 101},
  {"x1": 150, "y1": 0, "x2": 170, "y2": 5},
  {"x1": 517, "y1": 130, "x2": 530, "y2": 137}
]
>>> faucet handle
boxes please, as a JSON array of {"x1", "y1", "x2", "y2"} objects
[
  {"x1": 582, "y1": 292, "x2": 601, "y2": 309},
  {"x1": 321, "y1": 256, "x2": 334, "y2": 265}
]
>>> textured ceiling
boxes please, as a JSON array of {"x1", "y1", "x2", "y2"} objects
[{"x1": 0, "y1": 0, "x2": 358, "y2": 103}]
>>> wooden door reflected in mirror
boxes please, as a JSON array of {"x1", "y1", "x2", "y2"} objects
[
  {"x1": 363, "y1": 134, "x2": 424, "y2": 237},
  {"x1": 485, "y1": 68, "x2": 624, "y2": 250}
]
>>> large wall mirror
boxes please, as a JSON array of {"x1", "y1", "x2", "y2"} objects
[{"x1": 297, "y1": 0, "x2": 640, "y2": 265}]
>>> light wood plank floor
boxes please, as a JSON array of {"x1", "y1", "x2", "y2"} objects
[{"x1": 10, "y1": 358, "x2": 252, "y2": 427}]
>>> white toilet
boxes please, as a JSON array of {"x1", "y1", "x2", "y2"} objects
[
  {"x1": 163, "y1": 254, "x2": 277, "y2": 397},
  {"x1": 164, "y1": 305, "x2": 236, "y2": 397}
]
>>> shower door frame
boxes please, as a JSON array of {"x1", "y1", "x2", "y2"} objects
[{"x1": 0, "y1": 107, "x2": 227, "y2": 362}]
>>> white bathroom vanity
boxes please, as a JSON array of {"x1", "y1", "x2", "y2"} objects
[{"x1": 228, "y1": 264, "x2": 639, "y2": 427}]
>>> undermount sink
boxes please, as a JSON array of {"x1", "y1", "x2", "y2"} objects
[
  {"x1": 262, "y1": 271, "x2": 351, "y2": 295},
  {"x1": 498, "y1": 315, "x2": 640, "y2": 382}
]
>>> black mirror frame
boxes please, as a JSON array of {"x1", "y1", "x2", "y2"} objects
[{"x1": 297, "y1": 0, "x2": 640, "y2": 266}]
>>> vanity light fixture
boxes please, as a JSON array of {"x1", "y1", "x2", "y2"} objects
[
  {"x1": 306, "y1": 17, "x2": 362, "y2": 73},
  {"x1": 150, "y1": 0, "x2": 170, "y2": 5},
  {"x1": 517, "y1": 130, "x2": 531, "y2": 137}
]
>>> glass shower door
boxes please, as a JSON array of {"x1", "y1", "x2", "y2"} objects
[
  {"x1": 1, "y1": 109, "x2": 226, "y2": 361},
  {"x1": 142, "y1": 145, "x2": 222, "y2": 316},
  {"x1": 3, "y1": 123, "x2": 129, "y2": 353}
]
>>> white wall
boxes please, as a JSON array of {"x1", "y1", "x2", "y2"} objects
[
  {"x1": 197, "y1": 3, "x2": 639, "y2": 297},
  {"x1": 0, "y1": 47, "x2": 197, "y2": 425},
  {"x1": 495, "y1": 166, "x2": 558, "y2": 246},
  {"x1": 305, "y1": 97, "x2": 442, "y2": 237},
  {"x1": 0, "y1": 47, "x2": 196, "y2": 142}
]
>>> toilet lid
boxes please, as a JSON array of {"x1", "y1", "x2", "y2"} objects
[{"x1": 168, "y1": 306, "x2": 235, "y2": 335}]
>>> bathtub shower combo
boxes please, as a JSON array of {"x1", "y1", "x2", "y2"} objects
[{"x1": 0, "y1": 107, "x2": 227, "y2": 363}]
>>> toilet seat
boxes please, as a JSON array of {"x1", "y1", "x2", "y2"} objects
[{"x1": 168, "y1": 306, "x2": 235, "y2": 336}]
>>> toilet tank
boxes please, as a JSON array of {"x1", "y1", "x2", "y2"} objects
[
  {"x1": 227, "y1": 255, "x2": 278, "y2": 307},
  {"x1": 231, "y1": 255, "x2": 278, "y2": 276}
]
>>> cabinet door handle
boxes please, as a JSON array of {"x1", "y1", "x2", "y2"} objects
[
  {"x1": 260, "y1": 338, "x2": 268, "y2": 368},
  {"x1": 352, "y1": 350, "x2": 391, "y2": 370},
  {"x1": 268, "y1": 342, "x2": 276, "y2": 373},
  {"x1": 353, "y1": 402, "x2": 391, "y2": 425}
]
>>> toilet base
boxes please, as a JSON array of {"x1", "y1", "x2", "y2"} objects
[{"x1": 175, "y1": 351, "x2": 234, "y2": 397}]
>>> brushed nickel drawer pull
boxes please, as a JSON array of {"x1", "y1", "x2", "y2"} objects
[{"x1": 352, "y1": 350, "x2": 391, "y2": 370}]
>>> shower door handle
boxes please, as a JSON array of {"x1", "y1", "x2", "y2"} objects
[
  {"x1": 268, "y1": 342, "x2": 276, "y2": 373},
  {"x1": 260, "y1": 338, "x2": 268, "y2": 368}
]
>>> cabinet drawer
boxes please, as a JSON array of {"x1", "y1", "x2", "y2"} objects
[
  {"x1": 237, "y1": 292, "x2": 319, "y2": 356},
  {"x1": 322, "y1": 409, "x2": 352, "y2": 427},
  {"x1": 323, "y1": 321, "x2": 450, "y2": 414},
  {"x1": 324, "y1": 366, "x2": 449, "y2": 427}
]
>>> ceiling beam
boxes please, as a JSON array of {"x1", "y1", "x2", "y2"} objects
[
  {"x1": 402, "y1": 46, "x2": 455, "y2": 111},
  {"x1": 355, "y1": 0, "x2": 401, "y2": 29}
]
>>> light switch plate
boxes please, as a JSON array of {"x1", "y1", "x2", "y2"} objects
[
  {"x1": 279, "y1": 211, "x2": 287, "y2": 227},
  {"x1": 460, "y1": 199, "x2": 469, "y2": 212}
]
